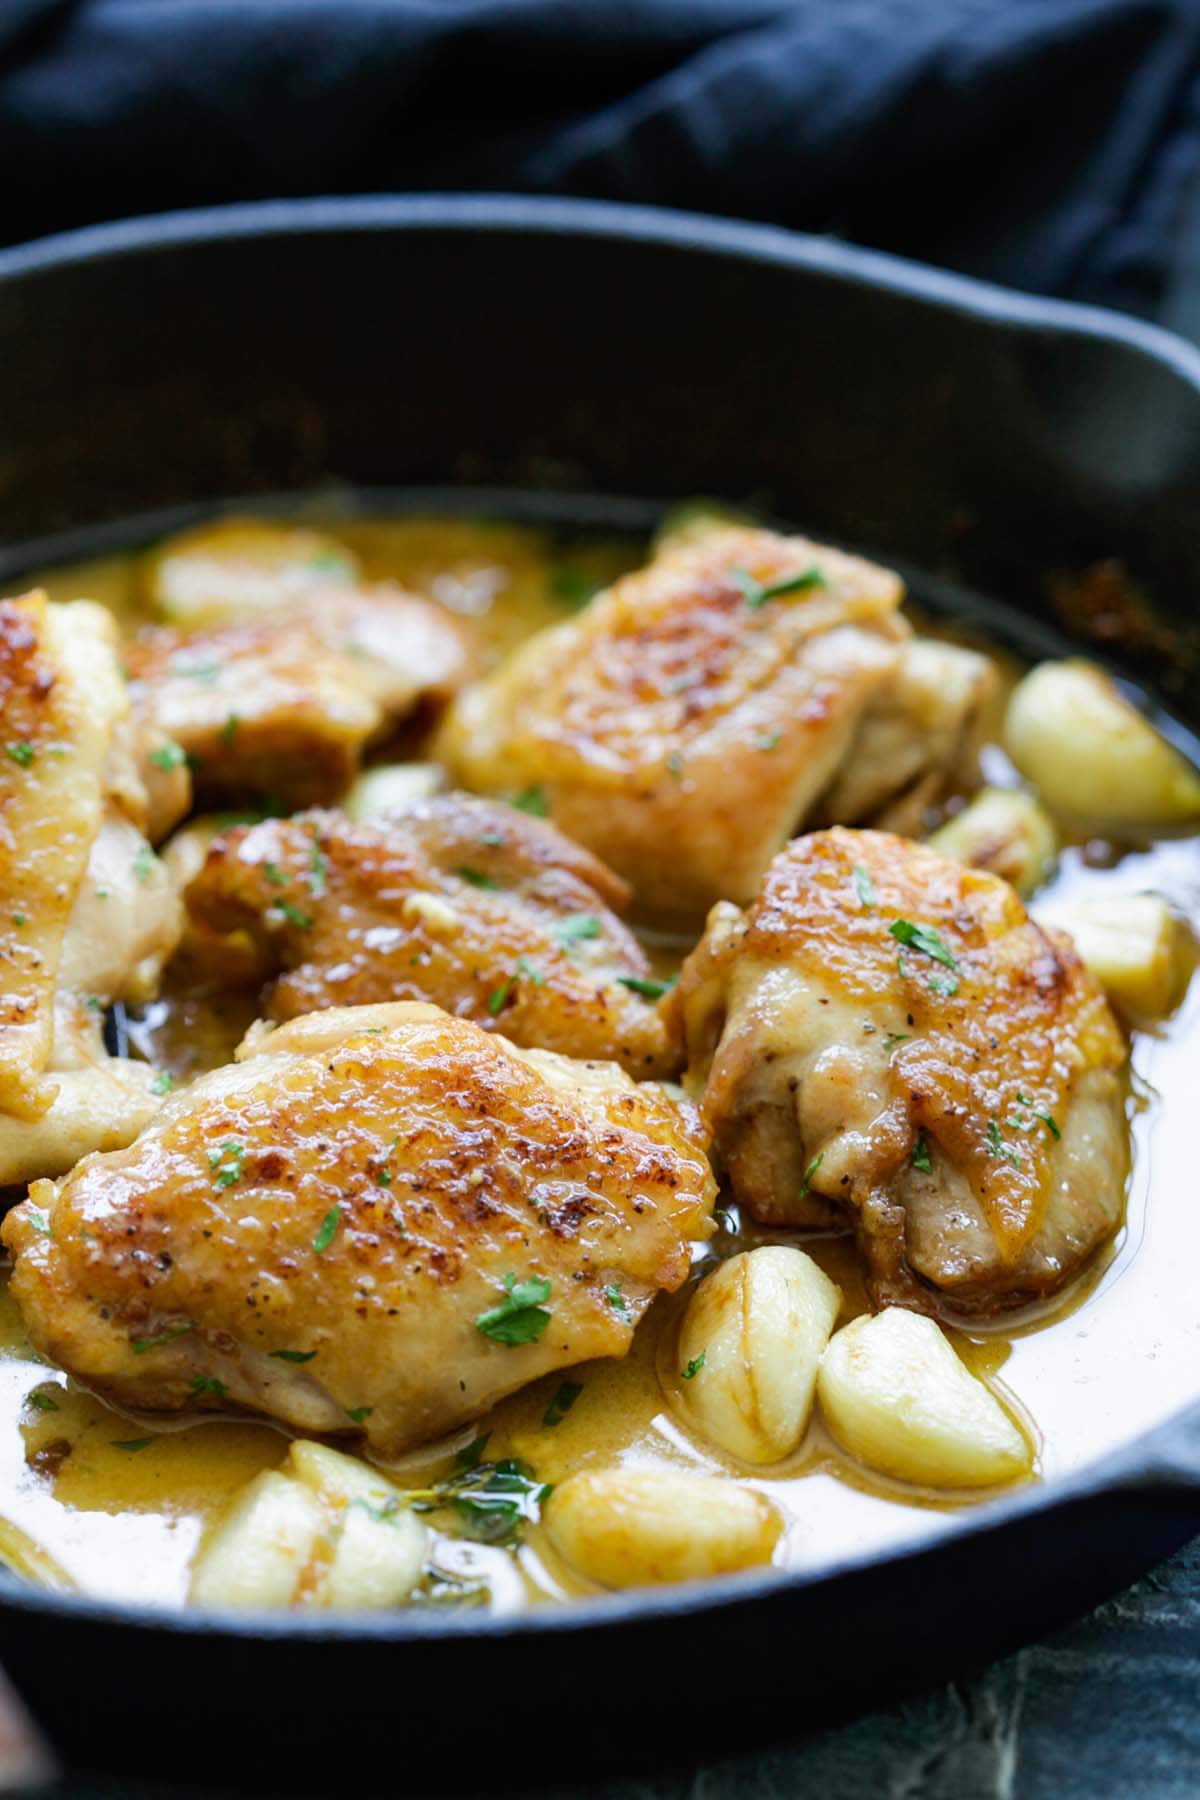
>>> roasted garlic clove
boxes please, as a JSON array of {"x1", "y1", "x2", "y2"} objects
[
  {"x1": 929, "y1": 786, "x2": 1058, "y2": 898},
  {"x1": 1037, "y1": 893, "x2": 1188, "y2": 1020},
  {"x1": 674, "y1": 1247, "x2": 841, "y2": 1464},
  {"x1": 817, "y1": 1309, "x2": 1031, "y2": 1489},
  {"x1": 544, "y1": 1468, "x2": 781, "y2": 1589},
  {"x1": 1005, "y1": 661, "x2": 1200, "y2": 827}
]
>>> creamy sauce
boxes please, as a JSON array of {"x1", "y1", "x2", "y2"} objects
[{"x1": 3, "y1": 514, "x2": 1198, "y2": 1611}]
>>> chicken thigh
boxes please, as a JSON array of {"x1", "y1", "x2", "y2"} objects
[
  {"x1": 0, "y1": 592, "x2": 181, "y2": 1182},
  {"x1": 671, "y1": 828, "x2": 1127, "y2": 1318},
  {"x1": 125, "y1": 584, "x2": 469, "y2": 810},
  {"x1": 4, "y1": 1002, "x2": 715, "y2": 1456},
  {"x1": 439, "y1": 522, "x2": 994, "y2": 925},
  {"x1": 183, "y1": 795, "x2": 677, "y2": 1077}
]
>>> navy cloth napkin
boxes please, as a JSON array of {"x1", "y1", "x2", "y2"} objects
[{"x1": 2, "y1": 0, "x2": 1199, "y2": 316}]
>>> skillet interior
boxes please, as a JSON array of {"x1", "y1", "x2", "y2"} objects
[{"x1": 1, "y1": 197, "x2": 1199, "y2": 1788}]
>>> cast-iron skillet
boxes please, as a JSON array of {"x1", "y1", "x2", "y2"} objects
[{"x1": 0, "y1": 196, "x2": 1199, "y2": 1793}]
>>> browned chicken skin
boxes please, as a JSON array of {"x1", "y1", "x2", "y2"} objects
[
  {"x1": 0, "y1": 592, "x2": 181, "y2": 1179},
  {"x1": 183, "y1": 796, "x2": 678, "y2": 1078},
  {"x1": 125, "y1": 584, "x2": 469, "y2": 810},
  {"x1": 3, "y1": 1002, "x2": 715, "y2": 1456},
  {"x1": 671, "y1": 828, "x2": 1128, "y2": 1319},
  {"x1": 439, "y1": 523, "x2": 994, "y2": 925}
]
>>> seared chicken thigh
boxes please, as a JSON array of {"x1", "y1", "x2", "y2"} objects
[
  {"x1": 0, "y1": 593, "x2": 181, "y2": 1181},
  {"x1": 4, "y1": 1002, "x2": 715, "y2": 1455},
  {"x1": 671, "y1": 828, "x2": 1127, "y2": 1318},
  {"x1": 184, "y1": 796, "x2": 677, "y2": 1077},
  {"x1": 439, "y1": 523, "x2": 994, "y2": 924},
  {"x1": 126, "y1": 584, "x2": 469, "y2": 810}
]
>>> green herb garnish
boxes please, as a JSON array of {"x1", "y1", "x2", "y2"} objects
[
  {"x1": 605, "y1": 1284, "x2": 629, "y2": 1320},
  {"x1": 457, "y1": 866, "x2": 499, "y2": 890},
  {"x1": 272, "y1": 899, "x2": 313, "y2": 928},
  {"x1": 682, "y1": 1353, "x2": 706, "y2": 1381},
  {"x1": 28, "y1": 1388, "x2": 60, "y2": 1413},
  {"x1": 986, "y1": 1116, "x2": 1022, "y2": 1169},
  {"x1": 731, "y1": 564, "x2": 827, "y2": 610},
  {"x1": 618, "y1": 973, "x2": 675, "y2": 1001},
  {"x1": 799, "y1": 1151, "x2": 824, "y2": 1201},
  {"x1": 208, "y1": 1139, "x2": 245, "y2": 1190},
  {"x1": 853, "y1": 864, "x2": 877, "y2": 909},
  {"x1": 312, "y1": 1205, "x2": 341, "y2": 1254},
  {"x1": 911, "y1": 1133, "x2": 933, "y2": 1173},
  {"x1": 133, "y1": 844, "x2": 155, "y2": 884},
  {"x1": 510, "y1": 785, "x2": 548, "y2": 817},
  {"x1": 269, "y1": 1348, "x2": 317, "y2": 1364},
  {"x1": 475, "y1": 1273, "x2": 552, "y2": 1345},
  {"x1": 554, "y1": 913, "x2": 600, "y2": 948},
  {"x1": 112, "y1": 1438, "x2": 155, "y2": 1453},
  {"x1": 890, "y1": 919, "x2": 960, "y2": 995},
  {"x1": 148, "y1": 741, "x2": 187, "y2": 771},
  {"x1": 151, "y1": 1071, "x2": 175, "y2": 1095},
  {"x1": 5, "y1": 741, "x2": 34, "y2": 768},
  {"x1": 132, "y1": 1320, "x2": 196, "y2": 1355},
  {"x1": 542, "y1": 1380, "x2": 583, "y2": 1427},
  {"x1": 191, "y1": 1375, "x2": 228, "y2": 1398},
  {"x1": 347, "y1": 1405, "x2": 374, "y2": 1424}
]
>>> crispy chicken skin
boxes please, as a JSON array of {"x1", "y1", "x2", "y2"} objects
[
  {"x1": 439, "y1": 523, "x2": 994, "y2": 925},
  {"x1": 183, "y1": 795, "x2": 677, "y2": 1077},
  {"x1": 670, "y1": 828, "x2": 1128, "y2": 1318},
  {"x1": 0, "y1": 593, "x2": 181, "y2": 1177},
  {"x1": 4, "y1": 1002, "x2": 715, "y2": 1456},
  {"x1": 125, "y1": 584, "x2": 469, "y2": 810}
]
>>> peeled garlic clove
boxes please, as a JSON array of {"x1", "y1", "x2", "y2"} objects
[
  {"x1": 929, "y1": 786, "x2": 1058, "y2": 898},
  {"x1": 818, "y1": 1309, "x2": 1031, "y2": 1489},
  {"x1": 1004, "y1": 660, "x2": 1200, "y2": 826},
  {"x1": 189, "y1": 1470, "x2": 324, "y2": 1609},
  {"x1": 344, "y1": 762, "x2": 445, "y2": 823},
  {"x1": 1037, "y1": 893, "x2": 1186, "y2": 1019},
  {"x1": 544, "y1": 1468, "x2": 781, "y2": 1589},
  {"x1": 286, "y1": 1440, "x2": 427, "y2": 1609},
  {"x1": 676, "y1": 1246, "x2": 841, "y2": 1464}
]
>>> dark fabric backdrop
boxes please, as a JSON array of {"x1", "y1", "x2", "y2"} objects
[{"x1": 1, "y1": 0, "x2": 1200, "y2": 316}]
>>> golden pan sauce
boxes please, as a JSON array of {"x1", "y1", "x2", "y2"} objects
[{"x1": 0, "y1": 515, "x2": 1194, "y2": 1612}]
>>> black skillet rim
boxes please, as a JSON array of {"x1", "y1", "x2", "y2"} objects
[{"x1": 0, "y1": 191, "x2": 1198, "y2": 1647}]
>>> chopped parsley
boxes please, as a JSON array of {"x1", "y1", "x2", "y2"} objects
[
  {"x1": 312, "y1": 1205, "x2": 341, "y2": 1254},
  {"x1": 487, "y1": 977, "x2": 514, "y2": 1017},
  {"x1": 666, "y1": 751, "x2": 684, "y2": 779},
  {"x1": 682, "y1": 1352, "x2": 706, "y2": 1381},
  {"x1": 542, "y1": 1379, "x2": 583, "y2": 1427},
  {"x1": 457, "y1": 866, "x2": 499, "y2": 890},
  {"x1": 208, "y1": 1139, "x2": 245, "y2": 1190},
  {"x1": 219, "y1": 712, "x2": 241, "y2": 749},
  {"x1": 731, "y1": 564, "x2": 827, "y2": 610},
  {"x1": 151, "y1": 1070, "x2": 175, "y2": 1095},
  {"x1": 911, "y1": 1133, "x2": 934, "y2": 1174},
  {"x1": 853, "y1": 864, "x2": 877, "y2": 910},
  {"x1": 479, "y1": 832, "x2": 504, "y2": 848},
  {"x1": 454, "y1": 1433, "x2": 490, "y2": 1473},
  {"x1": 347, "y1": 1405, "x2": 374, "y2": 1424},
  {"x1": 269, "y1": 1348, "x2": 316, "y2": 1364},
  {"x1": 554, "y1": 912, "x2": 600, "y2": 948},
  {"x1": 890, "y1": 919, "x2": 960, "y2": 996},
  {"x1": 986, "y1": 1116, "x2": 1022, "y2": 1169},
  {"x1": 133, "y1": 844, "x2": 155, "y2": 884},
  {"x1": 264, "y1": 861, "x2": 287, "y2": 887},
  {"x1": 755, "y1": 731, "x2": 782, "y2": 752},
  {"x1": 11, "y1": 913, "x2": 26, "y2": 927},
  {"x1": 475, "y1": 1273, "x2": 552, "y2": 1345},
  {"x1": 510, "y1": 785, "x2": 548, "y2": 817},
  {"x1": 190, "y1": 1375, "x2": 228, "y2": 1399},
  {"x1": 799, "y1": 1151, "x2": 824, "y2": 1201},
  {"x1": 605, "y1": 1284, "x2": 630, "y2": 1320},
  {"x1": 272, "y1": 899, "x2": 314, "y2": 929},
  {"x1": 132, "y1": 1320, "x2": 196, "y2": 1355},
  {"x1": 617, "y1": 973, "x2": 677, "y2": 1000},
  {"x1": 112, "y1": 1438, "x2": 155, "y2": 1453},
  {"x1": 5, "y1": 741, "x2": 34, "y2": 768},
  {"x1": 307, "y1": 837, "x2": 328, "y2": 897},
  {"x1": 26, "y1": 1206, "x2": 51, "y2": 1238},
  {"x1": 148, "y1": 741, "x2": 187, "y2": 771},
  {"x1": 883, "y1": 1032, "x2": 911, "y2": 1051},
  {"x1": 515, "y1": 956, "x2": 545, "y2": 986},
  {"x1": 1009, "y1": 1092, "x2": 1062, "y2": 1140},
  {"x1": 28, "y1": 1387, "x2": 60, "y2": 1413}
]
